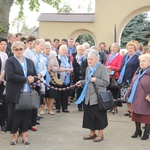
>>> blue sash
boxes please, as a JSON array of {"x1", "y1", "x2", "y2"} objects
[
  {"x1": 14, "y1": 56, "x2": 30, "y2": 91},
  {"x1": 59, "y1": 55, "x2": 70, "y2": 85},
  {"x1": 76, "y1": 62, "x2": 99, "y2": 104},
  {"x1": 128, "y1": 67, "x2": 150, "y2": 103},
  {"x1": 117, "y1": 54, "x2": 135, "y2": 84},
  {"x1": 32, "y1": 50, "x2": 40, "y2": 74},
  {"x1": 43, "y1": 54, "x2": 50, "y2": 90}
]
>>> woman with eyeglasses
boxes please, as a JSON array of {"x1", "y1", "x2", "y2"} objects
[{"x1": 5, "y1": 41, "x2": 38, "y2": 145}]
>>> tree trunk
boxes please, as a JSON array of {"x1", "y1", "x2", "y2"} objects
[{"x1": 0, "y1": 0, "x2": 14, "y2": 38}]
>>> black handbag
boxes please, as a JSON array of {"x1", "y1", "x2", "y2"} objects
[
  {"x1": 15, "y1": 89, "x2": 40, "y2": 110},
  {"x1": 93, "y1": 83, "x2": 115, "y2": 111},
  {"x1": 109, "y1": 77, "x2": 119, "y2": 89}
]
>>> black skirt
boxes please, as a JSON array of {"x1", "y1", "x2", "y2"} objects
[
  {"x1": 6, "y1": 103, "x2": 31, "y2": 134},
  {"x1": 45, "y1": 82, "x2": 58, "y2": 99},
  {"x1": 83, "y1": 104, "x2": 108, "y2": 130}
]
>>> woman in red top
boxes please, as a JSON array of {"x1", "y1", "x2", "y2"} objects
[{"x1": 105, "y1": 43, "x2": 123, "y2": 113}]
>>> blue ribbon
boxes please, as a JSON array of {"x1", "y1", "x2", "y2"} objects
[
  {"x1": 59, "y1": 55, "x2": 70, "y2": 85},
  {"x1": 128, "y1": 67, "x2": 150, "y2": 103},
  {"x1": 14, "y1": 56, "x2": 30, "y2": 91},
  {"x1": 43, "y1": 54, "x2": 51, "y2": 90},
  {"x1": 117, "y1": 54, "x2": 135, "y2": 84},
  {"x1": 76, "y1": 62, "x2": 99, "y2": 104},
  {"x1": 32, "y1": 50, "x2": 40, "y2": 74}
]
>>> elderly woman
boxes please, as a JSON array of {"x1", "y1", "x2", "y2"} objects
[
  {"x1": 105, "y1": 43, "x2": 123, "y2": 114},
  {"x1": 5, "y1": 41, "x2": 37, "y2": 145},
  {"x1": 55, "y1": 44, "x2": 73, "y2": 113},
  {"x1": 76, "y1": 51, "x2": 109, "y2": 142},
  {"x1": 125, "y1": 54, "x2": 150, "y2": 140},
  {"x1": 118, "y1": 41, "x2": 139, "y2": 117},
  {"x1": 23, "y1": 39, "x2": 47, "y2": 131},
  {"x1": 43, "y1": 42, "x2": 59, "y2": 115},
  {"x1": 73, "y1": 45, "x2": 85, "y2": 111}
]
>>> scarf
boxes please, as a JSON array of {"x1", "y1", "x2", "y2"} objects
[
  {"x1": 14, "y1": 56, "x2": 30, "y2": 91},
  {"x1": 59, "y1": 55, "x2": 70, "y2": 85},
  {"x1": 76, "y1": 54, "x2": 85, "y2": 65},
  {"x1": 76, "y1": 62, "x2": 99, "y2": 104},
  {"x1": 117, "y1": 54, "x2": 135, "y2": 84},
  {"x1": 43, "y1": 54, "x2": 50, "y2": 90},
  {"x1": 128, "y1": 67, "x2": 150, "y2": 103}
]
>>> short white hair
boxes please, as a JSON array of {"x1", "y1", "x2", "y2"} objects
[
  {"x1": 45, "y1": 42, "x2": 51, "y2": 48},
  {"x1": 88, "y1": 50, "x2": 99, "y2": 60},
  {"x1": 83, "y1": 42, "x2": 90, "y2": 49},
  {"x1": 139, "y1": 54, "x2": 150, "y2": 62}
]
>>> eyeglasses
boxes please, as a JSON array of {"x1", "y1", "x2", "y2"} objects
[{"x1": 14, "y1": 48, "x2": 24, "y2": 51}]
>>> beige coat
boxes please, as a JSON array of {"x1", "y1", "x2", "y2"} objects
[{"x1": 47, "y1": 51, "x2": 59, "y2": 78}]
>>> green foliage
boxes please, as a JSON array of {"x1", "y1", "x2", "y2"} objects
[
  {"x1": 16, "y1": 0, "x2": 61, "y2": 18},
  {"x1": 76, "y1": 34, "x2": 95, "y2": 46},
  {"x1": 58, "y1": 4, "x2": 72, "y2": 13},
  {"x1": 0, "y1": 24, "x2": 3, "y2": 33},
  {"x1": 121, "y1": 12, "x2": 150, "y2": 48}
]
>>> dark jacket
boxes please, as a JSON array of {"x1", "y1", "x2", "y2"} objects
[
  {"x1": 72, "y1": 57, "x2": 81, "y2": 83},
  {"x1": 5, "y1": 56, "x2": 37, "y2": 104},
  {"x1": 80, "y1": 58, "x2": 88, "y2": 80},
  {"x1": 121, "y1": 54, "x2": 139, "y2": 85},
  {"x1": 126, "y1": 68, "x2": 150, "y2": 115}
]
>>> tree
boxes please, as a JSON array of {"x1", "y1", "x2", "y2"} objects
[
  {"x1": 121, "y1": 12, "x2": 150, "y2": 48},
  {"x1": 0, "y1": 0, "x2": 61, "y2": 38},
  {"x1": 58, "y1": 0, "x2": 72, "y2": 13},
  {"x1": 76, "y1": 34, "x2": 95, "y2": 46}
]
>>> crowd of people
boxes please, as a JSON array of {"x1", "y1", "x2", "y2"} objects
[{"x1": 0, "y1": 33, "x2": 150, "y2": 145}]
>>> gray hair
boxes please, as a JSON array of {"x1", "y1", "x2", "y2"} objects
[
  {"x1": 139, "y1": 54, "x2": 150, "y2": 62},
  {"x1": 90, "y1": 46, "x2": 98, "y2": 51},
  {"x1": 59, "y1": 44, "x2": 68, "y2": 54},
  {"x1": 111, "y1": 43, "x2": 120, "y2": 51},
  {"x1": 11, "y1": 41, "x2": 24, "y2": 52},
  {"x1": 45, "y1": 42, "x2": 51, "y2": 49},
  {"x1": 88, "y1": 50, "x2": 99, "y2": 60},
  {"x1": 83, "y1": 42, "x2": 90, "y2": 49},
  {"x1": 76, "y1": 45, "x2": 85, "y2": 52},
  {"x1": 33, "y1": 39, "x2": 45, "y2": 48}
]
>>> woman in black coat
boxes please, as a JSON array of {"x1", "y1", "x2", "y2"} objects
[
  {"x1": 5, "y1": 41, "x2": 38, "y2": 145},
  {"x1": 73, "y1": 45, "x2": 85, "y2": 111}
]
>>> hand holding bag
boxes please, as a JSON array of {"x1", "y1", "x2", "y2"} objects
[
  {"x1": 93, "y1": 83, "x2": 115, "y2": 111},
  {"x1": 15, "y1": 88, "x2": 40, "y2": 110}
]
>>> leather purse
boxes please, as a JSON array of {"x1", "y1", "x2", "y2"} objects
[
  {"x1": 50, "y1": 77, "x2": 63, "y2": 85},
  {"x1": 93, "y1": 83, "x2": 115, "y2": 111},
  {"x1": 109, "y1": 77, "x2": 119, "y2": 89},
  {"x1": 15, "y1": 89, "x2": 40, "y2": 110}
]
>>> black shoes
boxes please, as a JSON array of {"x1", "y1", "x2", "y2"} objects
[
  {"x1": 124, "y1": 111, "x2": 131, "y2": 118},
  {"x1": 1, "y1": 125, "x2": 6, "y2": 132},
  {"x1": 141, "y1": 132, "x2": 149, "y2": 140},
  {"x1": 131, "y1": 130, "x2": 142, "y2": 138},
  {"x1": 56, "y1": 109, "x2": 60, "y2": 113},
  {"x1": 62, "y1": 109, "x2": 69, "y2": 113},
  {"x1": 10, "y1": 140, "x2": 18, "y2": 145},
  {"x1": 22, "y1": 139, "x2": 30, "y2": 145}
]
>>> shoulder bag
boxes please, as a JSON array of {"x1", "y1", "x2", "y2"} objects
[
  {"x1": 15, "y1": 88, "x2": 40, "y2": 110},
  {"x1": 93, "y1": 83, "x2": 115, "y2": 111}
]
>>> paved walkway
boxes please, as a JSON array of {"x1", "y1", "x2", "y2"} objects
[{"x1": 0, "y1": 103, "x2": 149, "y2": 150}]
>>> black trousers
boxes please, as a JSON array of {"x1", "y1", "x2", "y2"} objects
[
  {"x1": 55, "y1": 84, "x2": 69, "y2": 111},
  {"x1": 0, "y1": 97, "x2": 6, "y2": 126},
  {"x1": 0, "y1": 84, "x2": 6, "y2": 127}
]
